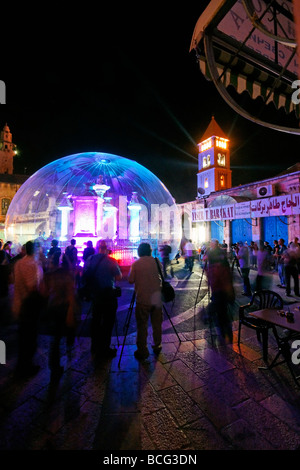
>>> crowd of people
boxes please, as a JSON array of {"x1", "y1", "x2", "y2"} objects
[
  {"x1": 0, "y1": 235, "x2": 166, "y2": 378},
  {"x1": 229, "y1": 237, "x2": 300, "y2": 298},
  {"x1": 2, "y1": 231, "x2": 300, "y2": 379},
  {"x1": 0, "y1": 236, "x2": 122, "y2": 379}
]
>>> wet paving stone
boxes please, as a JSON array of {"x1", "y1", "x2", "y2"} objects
[
  {"x1": 233, "y1": 398, "x2": 300, "y2": 450},
  {"x1": 142, "y1": 407, "x2": 190, "y2": 450},
  {"x1": 158, "y1": 384, "x2": 204, "y2": 426},
  {"x1": 163, "y1": 359, "x2": 204, "y2": 392},
  {"x1": 188, "y1": 385, "x2": 240, "y2": 430},
  {"x1": 221, "y1": 418, "x2": 275, "y2": 450},
  {"x1": 182, "y1": 416, "x2": 232, "y2": 450},
  {"x1": 1, "y1": 265, "x2": 300, "y2": 452}
]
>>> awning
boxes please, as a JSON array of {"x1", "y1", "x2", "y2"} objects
[
  {"x1": 208, "y1": 194, "x2": 253, "y2": 208},
  {"x1": 190, "y1": 0, "x2": 300, "y2": 129},
  {"x1": 198, "y1": 46, "x2": 298, "y2": 116}
]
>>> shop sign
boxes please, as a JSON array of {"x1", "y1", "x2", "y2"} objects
[{"x1": 192, "y1": 193, "x2": 300, "y2": 222}]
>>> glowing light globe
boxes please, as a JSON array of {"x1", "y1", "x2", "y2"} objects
[{"x1": 5, "y1": 152, "x2": 181, "y2": 264}]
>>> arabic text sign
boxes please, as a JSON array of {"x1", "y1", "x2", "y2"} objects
[
  {"x1": 234, "y1": 201, "x2": 251, "y2": 219},
  {"x1": 250, "y1": 194, "x2": 300, "y2": 217},
  {"x1": 192, "y1": 193, "x2": 300, "y2": 222}
]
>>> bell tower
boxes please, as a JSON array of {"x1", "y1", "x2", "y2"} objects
[
  {"x1": 197, "y1": 116, "x2": 232, "y2": 197},
  {"x1": 0, "y1": 124, "x2": 17, "y2": 174}
]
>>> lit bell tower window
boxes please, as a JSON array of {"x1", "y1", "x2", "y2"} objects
[
  {"x1": 1, "y1": 198, "x2": 10, "y2": 215},
  {"x1": 217, "y1": 153, "x2": 225, "y2": 166},
  {"x1": 197, "y1": 116, "x2": 232, "y2": 195}
]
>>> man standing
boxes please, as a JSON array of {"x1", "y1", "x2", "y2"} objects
[
  {"x1": 236, "y1": 241, "x2": 252, "y2": 296},
  {"x1": 83, "y1": 240, "x2": 95, "y2": 264},
  {"x1": 83, "y1": 240, "x2": 122, "y2": 359},
  {"x1": 47, "y1": 239, "x2": 61, "y2": 270},
  {"x1": 203, "y1": 239, "x2": 235, "y2": 343},
  {"x1": 283, "y1": 242, "x2": 300, "y2": 297},
  {"x1": 13, "y1": 241, "x2": 44, "y2": 378},
  {"x1": 63, "y1": 238, "x2": 78, "y2": 271},
  {"x1": 184, "y1": 239, "x2": 195, "y2": 273},
  {"x1": 128, "y1": 243, "x2": 163, "y2": 361},
  {"x1": 159, "y1": 242, "x2": 172, "y2": 277},
  {"x1": 221, "y1": 240, "x2": 228, "y2": 256},
  {"x1": 275, "y1": 238, "x2": 287, "y2": 288}
]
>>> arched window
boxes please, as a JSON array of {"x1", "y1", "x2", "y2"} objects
[
  {"x1": 207, "y1": 155, "x2": 211, "y2": 166},
  {"x1": 218, "y1": 153, "x2": 225, "y2": 166},
  {"x1": 203, "y1": 157, "x2": 207, "y2": 168},
  {"x1": 204, "y1": 178, "x2": 209, "y2": 189},
  {"x1": 1, "y1": 198, "x2": 10, "y2": 216},
  {"x1": 220, "y1": 175, "x2": 225, "y2": 187}
]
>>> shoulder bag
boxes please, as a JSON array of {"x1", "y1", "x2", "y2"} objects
[{"x1": 155, "y1": 257, "x2": 175, "y2": 303}]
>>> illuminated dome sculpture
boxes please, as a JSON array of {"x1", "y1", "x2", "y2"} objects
[{"x1": 5, "y1": 152, "x2": 181, "y2": 265}]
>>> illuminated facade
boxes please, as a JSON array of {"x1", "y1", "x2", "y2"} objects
[
  {"x1": 5, "y1": 120, "x2": 300, "y2": 257},
  {"x1": 179, "y1": 117, "x2": 300, "y2": 249},
  {"x1": 0, "y1": 124, "x2": 27, "y2": 238},
  {"x1": 5, "y1": 152, "x2": 181, "y2": 265},
  {"x1": 197, "y1": 116, "x2": 232, "y2": 197}
]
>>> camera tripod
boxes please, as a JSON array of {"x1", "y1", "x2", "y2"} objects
[
  {"x1": 118, "y1": 290, "x2": 181, "y2": 368},
  {"x1": 193, "y1": 260, "x2": 216, "y2": 345},
  {"x1": 231, "y1": 256, "x2": 242, "y2": 278},
  {"x1": 194, "y1": 260, "x2": 207, "y2": 310}
]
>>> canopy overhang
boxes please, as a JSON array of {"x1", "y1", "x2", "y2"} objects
[{"x1": 190, "y1": 0, "x2": 300, "y2": 133}]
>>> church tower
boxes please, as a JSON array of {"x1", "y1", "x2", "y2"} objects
[
  {"x1": 0, "y1": 124, "x2": 17, "y2": 174},
  {"x1": 197, "y1": 116, "x2": 232, "y2": 197}
]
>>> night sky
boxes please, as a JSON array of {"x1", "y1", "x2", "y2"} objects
[{"x1": 1, "y1": 3, "x2": 299, "y2": 204}]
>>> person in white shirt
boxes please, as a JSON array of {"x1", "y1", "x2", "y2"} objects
[{"x1": 184, "y1": 239, "x2": 195, "y2": 273}]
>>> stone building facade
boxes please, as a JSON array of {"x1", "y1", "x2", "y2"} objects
[
  {"x1": 179, "y1": 117, "x2": 300, "y2": 250},
  {"x1": 0, "y1": 124, "x2": 28, "y2": 239}
]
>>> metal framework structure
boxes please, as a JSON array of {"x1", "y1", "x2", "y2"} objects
[{"x1": 190, "y1": 0, "x2": 300, "y2": 134}]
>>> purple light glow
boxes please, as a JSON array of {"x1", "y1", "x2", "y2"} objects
[{"x1": 5, "y1": 151, "x2": 181, "y2": 263}]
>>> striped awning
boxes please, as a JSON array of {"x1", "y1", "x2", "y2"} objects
[
  {"x1": 191, "y1": 0, "x2": 300, "y2": 127},
  {"x1": 198, "y1": 47, "x2": 299, "y2": 116}
]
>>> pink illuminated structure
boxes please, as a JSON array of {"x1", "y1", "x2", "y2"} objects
[{"x1": 5, "y1": 152, "x2": 181, "y2": 266}]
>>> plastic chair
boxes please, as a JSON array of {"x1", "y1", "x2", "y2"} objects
[{"x1": 238, "y1": 289, "x2": 284, "y2": 361}]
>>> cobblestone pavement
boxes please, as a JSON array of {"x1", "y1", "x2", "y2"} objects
[{"x1": 1, "y1": 259, "x2": 300, "y2": 460}]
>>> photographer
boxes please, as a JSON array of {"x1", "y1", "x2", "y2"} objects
[
  {"x1": 83, "y1": 240, "x2": 122, "y2": 360},
  {"x1": 128, "y1": 243, "x2": 163, "y2": 361}
]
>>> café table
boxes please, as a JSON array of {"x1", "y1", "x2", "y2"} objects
[{"x1": 249, "y1": 305, "x2": 300, "y2": 386}]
